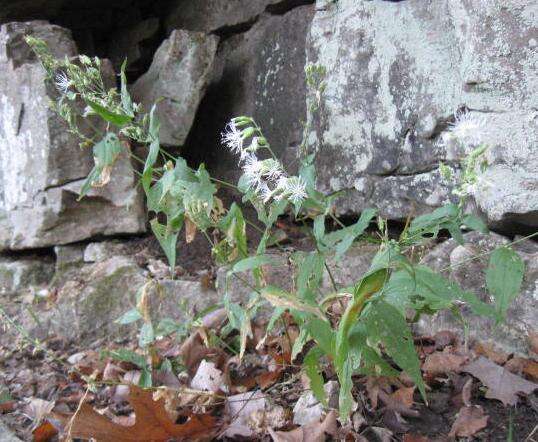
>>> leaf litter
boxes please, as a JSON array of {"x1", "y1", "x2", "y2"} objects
[{"x1": 1, "y1": 309, "x2": 538, "y2": 441}]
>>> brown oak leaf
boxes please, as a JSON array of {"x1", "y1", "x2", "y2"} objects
[{"x1": 449, "y1": 405, "x2": 488, "y2": 438}]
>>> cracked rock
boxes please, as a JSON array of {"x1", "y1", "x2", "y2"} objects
[{"x1": 0, "y1": 21, "x2": 146, "y2": 251}]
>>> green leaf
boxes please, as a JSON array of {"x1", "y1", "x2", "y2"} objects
[
  {"x1": 231, "y1": 255, "x2": 276, "y2": 274},
  {"x1": 486, "y1": 247, "x2": 525, "y2": 320},
  {"x1": 150, "y1": 218, "x2": 179, "y2": 270},
  {"x1": 304, "y1": 347, "x2": 327, "y2": 407},
  {"x1": 120, "y1": 59, "x2": 135, "y2": 116},
  {"x1": 291, "y1": 327, "x2": 309, "y2": 361},
  {"x1": 305, "y1": 317, "x2": 335, "y2": 358},
  {"x1": 294, "y1": 251, "x2": 325, "y2": 299},
  {"x1": 462, "y1": 214, "x2": 489, "y2": 234},
  {"x1": 139, "y1": 322, "x2": 155, "y2": 348},
  {"x1": 139, "y1": 368, "x2": 152, "y2": 388},
  {"x1": 260, "y1": 286, "x2": 327, "y2": 321},
  {"x1": 324, "y1": 208, "x2": 376, "y2": 258},
  {"x1": 116, "y1": 308, "x2": 142, "y2": 325},
  {"x1": 365, "y1": 300, "x2": 427, "y2": 402},
  {"x1": 86, "y1": 99, "x2": 132, "y2": 126},
  {"x1": 78, "y1": 132, "x2": 122, "y2": 199},
  {"x1": 107, "y1": 349, "x2": 146, "y2": 368}
]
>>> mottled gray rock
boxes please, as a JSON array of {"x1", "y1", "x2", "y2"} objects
[
  {"x1": 0, "y1": 419, "x2": 22, "y2": 442},
  {"x1": 417, "y1": 231, "x2": 538, "y2": 355},
  {"x1": 83, "y1": 240, "x2": 129, "y2": 263},
  {"x1": 293, "y1": 380, "x2": 339, "y2": 425},
  {"x1": 164, "y1": 0, "x2": 285, "y2": 34},
  {"x1": 0, "y1": 256, "x2": 53, "y2": 296},
  {"x1": 189, "y1": 6, "x2": 314, "y2": 182},
  {"x1": 132, "y1": 29, "x2": 218, "y2": 146},
  {"x1": 308, "y1": 0, "x2": 538, "y2": 227},
  {"x1": 54, "y1": 244, "x2": 85, "y2": 267},
  {"x1": 0, "y1": 21, "x2": 146, "y2": 250}
]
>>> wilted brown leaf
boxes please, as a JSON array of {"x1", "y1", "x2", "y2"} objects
[
  {"x1": 422, "y1": 351, "x2": 467, "y2": 375},
  {"x1": 390, "y1": 386, "x2": 415, "y2": 409},
  {"x1": 59, "y1": 385, "x2": 217, "y2": 441},
  {"x1": 449, "y1": 405, "x2": 488, "y2": 438},
  {"x1": 403, "y1": 434, "x2": 430, "y2": 442},
  {"x1": 473, "y1": 342, "x2": 509, "y2": 365},
  {"x1": 185, "y1": 217, "x2": 197, "y2": 243},
  {"x1": 268, "y1": 410, "x2": 337, "y2": 442},
  {"x1": 462, "y1": 356, "x2": 538, "y2": 405}
]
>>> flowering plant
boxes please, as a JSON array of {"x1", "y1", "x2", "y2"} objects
[{"x1": 26, "y1": 38, "x2": 526, "y2": 420}]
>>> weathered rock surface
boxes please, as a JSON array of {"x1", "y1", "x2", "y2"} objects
[
  {"x1": 0, "y1": 21, "x2": 146, "y2": 251},
  {"x1": 0, "y1": 256, "x2": 54, "y2": 296},
  {"x1": 132, "y1": 29, "x2": 218, "y2": 146},
  {"x1": 188, "y1": 6, "x2": 314, "y2": 182},
  {"x1": 0, "y1": 419, "x2": 22, "y2": 442},
  {"x1": 164, "y1": 0, "x2": 293, "y2": 34},
  {"x1": 308, "y1": 0, "x2": 538, "y2": 228},
  {"x1": 417, "y1": 231, "x2": 538, "y2": 355}
]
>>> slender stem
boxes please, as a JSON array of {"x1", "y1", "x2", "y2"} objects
[{"x1": 211, "y1": 177, "x2": 239, "y2": 190}]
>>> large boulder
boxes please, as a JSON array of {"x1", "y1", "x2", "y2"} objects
[
  {"x1": 164, "y1": 0, "x2": 291, "y2": 34},
  {"x1": 0, "y1": 21, "x2": 146, "y2": 251},
  {"x1": 132, "y1": 29, "x2": 218, "y2": 146},
  {"x1": 307, "y1": 0, "x2": 538, "y2": 229},
  {"x1": 417, "y1": 232, "x2": 538, "y2": 356},
  {"x1": 187, "y1": 5, "x2": 314, "y2": 182},
  {"x1": 0, "y1": 256, "x2": 54, "y2": 296}
]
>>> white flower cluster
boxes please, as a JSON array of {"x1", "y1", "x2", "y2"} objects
[
  {"x1": 221, "y1": 119, "x2": 307, "y2": 205},
  {"x1": 442, "y1": 110, "x2": 486, "y2": 148},
  {"x1": 54, "y1": 71, "x2": 72, "y2": 94}
]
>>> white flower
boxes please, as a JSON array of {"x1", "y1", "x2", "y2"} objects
[
  {"x1": 276, "y1": 176, "x2": 307, "y2": 204},
  {"x1": 262, "y1": 159, "x2": 284, "y2": 182},
  {"x1": 54, "y1": 71, "x2": 71, "y2": 94},
  {"x1": 448, "y1": 110, "x2": 485, "y2": 146},
  {"x1": 221, "y1": 121, "x2": 243, "y2": 155},
  {"x1": 242, "y1": 154, "x2": 264, "y2": 190}
]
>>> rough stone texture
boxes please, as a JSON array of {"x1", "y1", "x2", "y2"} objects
[
  {"x1": 0, "y1": 21, "x2": 146, "y2": 251},
  {"x1": 187, "y1": 6, "x2": 314, "y2": 183},
  {"x1": 108, "y1": 17, "x2": 159, "y2": 71},
  {"x1": 83, "y1": 240, "x2": 129, "y2": 263},
  {"x1": 216, "y1": 242, "x2": 378, "y2": 303},
  {"x1": 0, "y1": 256, "x2": 54, "y2": 296},
  {"x1": 10, "y1": 256, "x2": 219, "y2": 344},
  {"x1": 308, "y1": 0, "x2": 538, "y2": 228},
  {"x1": 417, "y1": 232, "x2": 538, "y2": 356},
  {"x1": 54, "y1": 244, "x2": 85, "y2": 267},
  {"x1": 164, "y1": 0, "x2": 291, "y2": 34},
  {"x1": 132, "y1": 29, "x2": 218, "y2": 146},
  {"x1": 0, "y1": 419, "x2": 22, "y2": 442}
]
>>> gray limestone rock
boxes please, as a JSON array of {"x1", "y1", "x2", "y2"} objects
[
  {"x1": 308, "y1": 0, "x2": 538, "y2": 227},
  {"x1": 417, "y1": 231, "x2": 538, "y2": 355},
  {"x1": 0, "y1": 21, "x2": 146, "y2": 251},
  {"x1": 164, "y1": 0, "x2": 285, "y2": 34},
  {"x1": 132, "y1": 29, "x2": 218, "y2": 146},
  {"x1": 0, "y1": 256, "x2": 54, "y2": 296}
]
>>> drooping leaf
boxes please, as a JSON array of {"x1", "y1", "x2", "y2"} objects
[
  {"x1": 462, "y1": 214, "x2": 488, "y2": 234},
  {"x1": 323, "y1": 208, "x2": 376, "y2": 258},
  {"x1": 486, "y1": 247, "x2": 525, "y2": 320},
  {"x1": 139, "y1": 322, "x2": 155, "y2": 348},
  {"x1": 260, "y1": 286, "x2": 327, "y2": 321},
  {"x1": 365, "y1": 300, "x2": 427, "y2": 402},
  {"x1": 230, "y1": 255, "x2": 276, "y2": 274},
  {"x1": 291, "y1": 327, "x2": 309, "y2": 362},
  {"x1": 119, "y1": 59, "x2": 135, "y2": 116},
  {"x1": 106, "y1": 349, "x2": 147, "y2": 368},
  {"x1": 79, "y1": 132, "x2": 122, "y2": 199},
  {"x1": 86, "y1": 99, "x2": 132, "y2": 126},
  {"x1": 150, "y1": 218, "x2": 180, "y2": 270},
  {"x1": 304, "y1": 346, "x2": 327, "y2": 407}
]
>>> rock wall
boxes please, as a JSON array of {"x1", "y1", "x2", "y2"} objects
[{"x1": 0, "y1": 0, "x2": 536, "y2": 352}]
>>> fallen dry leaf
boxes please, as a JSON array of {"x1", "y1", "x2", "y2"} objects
[
  {"x1": 403, "y1": 434, "x2": 430, "y2": 442},
  {"x1": 390, "y1": 386, "x2": 415, "y2": 409},
  {"x1": 58, "y1": 385, "x2": 217, "y2": 441},
  {"x1": 449, "y1": 405, "x2": 488, "y2": 438},
  {"x1": 422, "y1": 351, "x2": 467, "y2": 375},
  {"x1": 268, "y1": 410, "x2": 338, "y2": 442},
  {"x1": 32, "y1": 420, "x2": 58, "y2": 442},
  {"x1": 473, "y1": 342, "x2": 509, "y2": 365},
  {"x1": 190, "y1": 360, "x2": 225, "y2": 393},
  {"x1": 185, "y1": 217, "x2": 197, "y2": 243},
  {"x1": 23, "y1": 398, "x2": 55, "y2": 431},
  {"x1": 462, "y1": 356, "x2": 538, "y2": 405},
  {"x1": 223, "y1": 390, "x2": 266, "y2": 438},
  {"x1": 529, "y1": 331, "x2": 538, "y2": 355}
]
